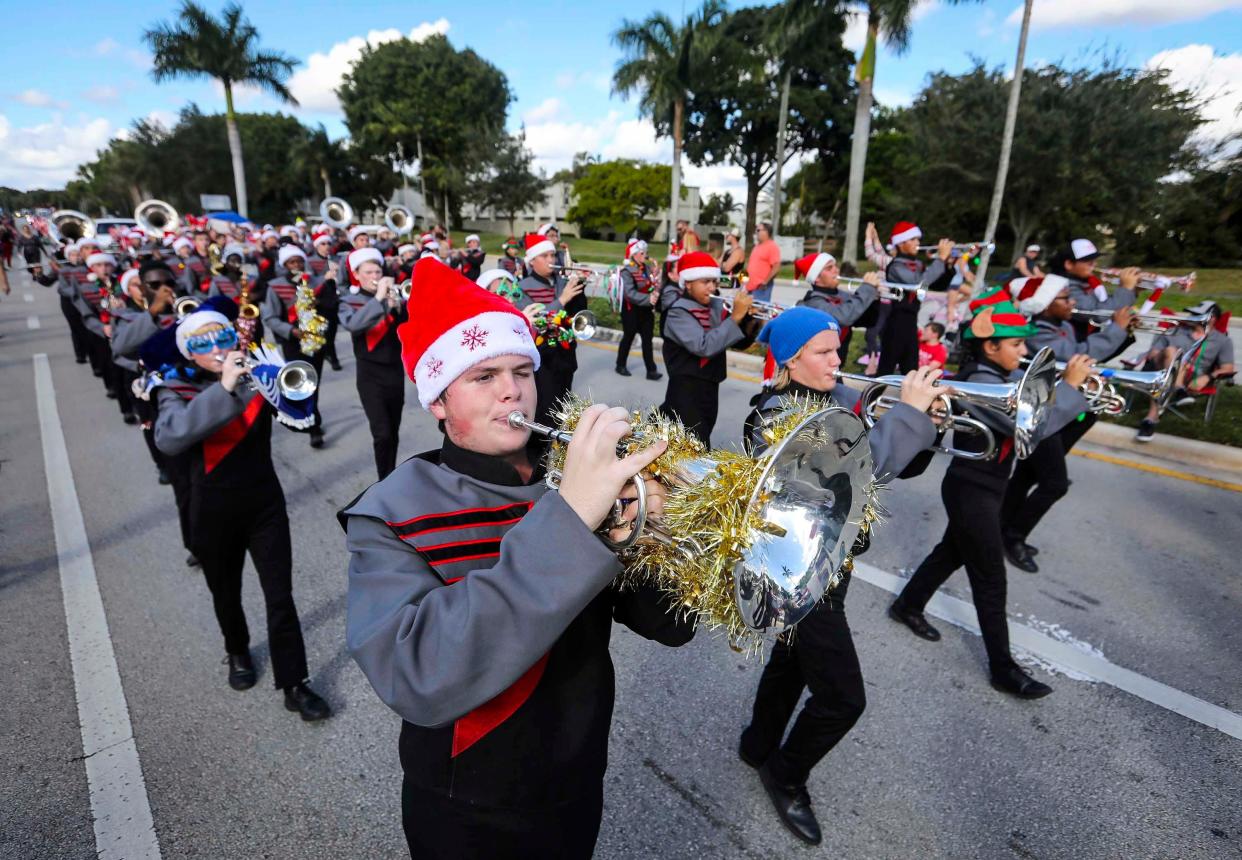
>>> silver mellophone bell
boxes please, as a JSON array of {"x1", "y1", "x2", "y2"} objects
[
  {"x1": 834, "y1": 348, "x2": 1060, "y2": 461},
  {"x1": 216, "y1": 351, "x2": 319, "y2": 401}
]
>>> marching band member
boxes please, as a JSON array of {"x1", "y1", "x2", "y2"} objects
[
  {"x1": 998, "y1": 275, "x2": 1135, "y2": 572},
  {"x1": 153, "y1": 304, "x2": 331, "y2": 720},
  {"x1": 341, "y1": 259, "x2": 693, "y2": 858},
  {"x1": 182, "y1": 231, "x2": 213, "y2": 292},
  {"x1": 498, "y1": 236, "x2": 527, "y2": 280},
  {"x1": 1050, "y1": 239, "x2": 1137, "y2": 340},
  {"x1": 452, "y1": 234, "x2": 486, "y2": 282},
  {"x1": 170, "y1": 236, "x2": 194, "y2": 293},
  {"x1": 308, "y1": 233, "x2": 343, "y2": 372},
  {"x1": 112, "y1": 260, "x2": 181, "y2": 483},
  {"x1": 614, "y1": 239, "x2": 662, "y2": 380},
  {"x1": 1135, "y1": 299, "x2": 1235, "y2": 442},
  {"x1": 260, "y1": 245, "x2": 337, "y2": 449},
  {"x1": 794, "y1": 251, "x2": 879, "y2": 360},
  {"x1": 44, "y1": 241, "x2": 92, "y2": 366},
  {"x1": 739, "y1": 307, "x2": 940, "y2": 845},
  {"x1": 394, "y1": 242, "x2": 418, "y2": 282},
  {"x1": 374, "y1": 226, "x2": 397, "y2": 258},
  {"x1": 338, "y1": 247, "x2": 408, "y2": 479},
  {"x1": 660, "y1": 251, "x2": 754, "y2": 446},
  {"x1": 516, "y1": 233, "x2": 588, "y2": 427},
  {"x1": 538, "y1": 222, "x2": 571, "y2": 268},
  {"x1": 75, "y1": 250, "x2": 137, "y2": 422},
  {"x1": 888, "y1": 289, "x2": 1093, "y2": 699},
  {"x1": 880, "y1": 222, "x2": 951, "y2": 376}
]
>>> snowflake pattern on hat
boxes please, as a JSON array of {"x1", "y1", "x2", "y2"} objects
[
  {"x1": 424, "y1": 356, "x2": 444, "y2": 378},
  {"x1": 461, "y1": 325, "x2": 488, "y2": 351}
]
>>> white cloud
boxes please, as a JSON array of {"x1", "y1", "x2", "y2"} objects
[
  {"x1": 873, "y1": 85, "x2": 914, "y2": 107},
  {"x1": 83, "y1": 85, "x2": 121, "y2": 104},
  {"x1": 0, "y1": 113, "x2": 113, "y2": 189},
  {"x1": 14, "y1": 89, "x2": 53, "y2": 107},
  {"x1": 522, "y1": 97, "x2": 565, "y2": 125},
  {"x1": 288, "y1": 19, "x2": 450, "y2": 113},
  {"x1": 1147, "y1": 44, "x2": 1242, "y2": 142},
  {"x1": 843, "y1": 1, "x2": 939, "y2": 54},
  {"x1": 601, "y1": 118, "x2": 666, "y2": 162},
  {"x1": 93, "y1": 37, "x2": 120, "y2": 56},
  {"x1": 1010, "y1": 0, "x2": 1242, "y2": 29}
]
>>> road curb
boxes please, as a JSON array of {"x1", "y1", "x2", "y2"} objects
[{"x1": 1081, "y1": 421, "x2": 1242, "y2": 478}]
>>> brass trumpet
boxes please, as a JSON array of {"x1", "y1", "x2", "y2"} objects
[
  {"x1": 525, "y1": 303, "x2": 598, "y2": 341},
  {"x1": 218, "y1": 352, "x2": 319, "y2": 401},
  {"x1": 834, "y1": 347, "x2": 1059, "y2": 461},
  {"x1": 719, "y1": 295, "x2": 787, "y2": 321},
  {"x1": 836, "y1": 275, "x2": 927, "y2": 302},
  {"x1": 1094, "y1": 266, "x2": 1196, "y2": 292},
  {"x1": 917, "y1": 241, "x2": 995, "y2": 254}
]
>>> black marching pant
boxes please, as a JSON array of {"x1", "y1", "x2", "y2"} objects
[
  {"x1": 533, "y1": 359, "x2": 576, "y2": 430},
  {"x1": 897, "y1": 477, "x2": 1018, "y2": 674},
  {"x1": 190, "y1": 482, "x2": 308, "y2": 688},
  {"x1": 86, "y1": 332, "x2": 134, "y2": 415},
  {"x1": 616, "y1": 304, "x2": 657, "y2": 373},
  {"x1": 876, "y1": 306, "x2": 920, "y2": 376},
  {"x1": 323, "y1": 314, "x2": 341, "y2": 367},
  {"x1": 1001, "y1": 414, "x2": 1093, "y2": 542},
  {"x1": 166, "y1": 458, "x2": 194, "y2": 552},
  {"x1": 864, "y1": 302, "x2": 891, "y2": 357},
  {"x1": 661, "y1": 374, "x2": 720, "y2": 448},
  {"x1": 403, "y1": 782, "x2": 603, "y2": 860},
  {"x1": 357, "y1": 362, "x2": 404, "y2": 480},
  {"x1": 60, "y1": 296, "x2": 90, "y2": 363},
  {"x1": 740, "y1": 586, "x2": 865, "y2": 787}
]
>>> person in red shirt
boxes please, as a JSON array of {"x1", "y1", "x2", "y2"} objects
[
  {"x1": 917, "y1": 322, "x2": 948, "y2": 370},
  {"x1": 745, "y1": 221, "x2": 782, "y2": 303}
]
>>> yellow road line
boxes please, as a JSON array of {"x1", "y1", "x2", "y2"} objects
[
  {"x1": 585, "y1": 341, "x2": 1242, "y2": 492},
  {"x1": 1070, "y1": 448, "x2": 1242, "y2": 493}
]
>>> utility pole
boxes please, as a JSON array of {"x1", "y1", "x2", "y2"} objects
[{"x1": 770, "y1": 67, "x2": 792, "y2": 235}]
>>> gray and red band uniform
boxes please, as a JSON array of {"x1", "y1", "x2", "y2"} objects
[
  {"x1": 660, "y1": 295, "x2": 752, "y2": 446},
  {"x1": 338, "y1": 288, "x2": 408, "y2": 478}
]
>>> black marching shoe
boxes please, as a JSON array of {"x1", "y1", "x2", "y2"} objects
[
  {"x1": 737, "y1": 737, "x2": 762, "y2": 770},
  {"x1": 185, "y1": 553, "x2": 200, "y2": 568},
  {"x1": 158, "y1": 468, "x2": 171, "y2": 485},
  {"x1": 1003, "y1": 538, "x2": 1039, "y2": 573},
  {"x1": 329, "y1": 359, "x2": 343, "y2": 372},
  {"x1": 309, "y1": 429, "x2": 325, "y2": 449},
  {"x1": 615, "y1": 366, "x2": 632, "y2": 377},
  {"x1": 122, "y1": 412, "x2": 138, "y2": 425},
  {"x1": 888, "y1": 600, "x2": 941, "y2": 641},
  {"x1": 646, "y1": 369, "x2": 663, "y2": 381},
  {"x1": 284, "y1": 682, "x2": 332, "y2": 722},
  {"x1": 756, "y1": 762, "x2": 822, "y2": 845},
  {"x1": 105, "y1": 388, "x2": 118, "y2": 399},
  {"x1": 225, "y1": 652, "x2": 256, "y2": 691},
  {"x1": 991, "y1": 665, "x2": 1052, "y2": 699},
  {"x1": 1135, "y1": 419, "x2": 1156, "y2": 442},
  {"x1": 75, "y1": 357, "x2": 88, "y2": 365}
]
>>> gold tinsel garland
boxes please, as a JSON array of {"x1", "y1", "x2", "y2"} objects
[{"x1": 547, "y1": 394, "x2": 883, "y2": 652}]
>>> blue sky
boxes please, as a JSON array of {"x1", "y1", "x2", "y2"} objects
[{"x1": 2, "y1": 0, "x2": 1240, "y2": 197}]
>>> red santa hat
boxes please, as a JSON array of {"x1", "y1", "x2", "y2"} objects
[
  {"x1": 347, "y1": 225, "x2": 369, "y2": 243},
  {"x1": 397, "y1": 258, "x2": 541, "y2": 408},
  {"x1": 794, "y1": 252, "x2": 836, "y2": 284},
  {"x1": 172, "y1": 236, "x2": 193, "y2": 253},
  {"x1": 524, "y1": 232, "x2": 556, "y2": 263},
  {"x1": 278, "y1": 246, "x2": 307, "y2": 268},
  {"x1": 312, "y1": 232, "x2": 333, "y2": 248},
  {"x1": 1010, "y1": 274, "x2": 1069, "y2": 316},
  {"x1": 677, "y1": 251, "x2": 720, "y2": 285},
  {"x1": 890, "y1": 221, "x2": 921, "y2": 245},
  {"x1": 347, "y1": 247, "x2": 383, "y2": 286},
  {"x1": 119, "y1": 268, "x2": 141, "y2": 291},
  {"x1": 625, "y1": 239, "x2": 648, "y2": 260},
  {"x1": 536, "y1": 222, "x2": 556, "y2": 236}
]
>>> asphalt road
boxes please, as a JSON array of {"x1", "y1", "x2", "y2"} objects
[{"x1": 2, "y1": 269, "x2": 1240, "y2": 860}]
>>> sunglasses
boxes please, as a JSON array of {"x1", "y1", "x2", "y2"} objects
[
  {"x1": 184, "y1": 327, "x2": 239, "y2": 355},
  {"x1": 143, "y1": 277, "x2": 177, "y2": 288}
]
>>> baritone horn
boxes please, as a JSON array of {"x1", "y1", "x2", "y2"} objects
[
  {"x1": 51, "y1": 210, "x2": 95, "y2": 241},
  {"x1": 384, "y1": 205, "x2": 414, "y2": 235},
  {"x1": 835, "y1": 347, "x2": 1058, "y2": 461},
  {"x1": 320, "y1": 197, "x2": 353, "y2": 230},
  {"x1": 1071, "y1": 308, "x2": 1210, "y2": 334},
  {"x1": 135, "y1": 199, "x2": 180, "y2": 235}
]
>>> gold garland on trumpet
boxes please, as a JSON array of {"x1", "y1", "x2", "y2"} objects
[{"x1": 545, "y1": 393, "x2": 884, "y2": 652}]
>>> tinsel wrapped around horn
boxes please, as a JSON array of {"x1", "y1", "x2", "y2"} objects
[{"x1": 513, "y1": 394, "x2": 883, "y2": 650}]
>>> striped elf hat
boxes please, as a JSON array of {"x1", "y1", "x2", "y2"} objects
[{"x1": 964, "y1": 287, "x2": 1037, "y2": 340}]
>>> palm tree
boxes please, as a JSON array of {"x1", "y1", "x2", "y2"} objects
[
  {"x1": 612, "y1": 0, "x2": 726, "y2": 244},
  {"x1": 144, "y1": 2, "x2": 300, "y2": 218},
  {"x1": 972, "y1": 0, "x2": 1035, "y2": 293},
  {"x1": 840, "y1": 0, "x2": 980, "y2": 263}
]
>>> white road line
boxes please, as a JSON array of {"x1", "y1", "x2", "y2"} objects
[
  {"x1": 33, "y1": 354, "x2": 162, "y2": 860},
  {"x1": 27, "y1": 315, "x2": 41, "y2": 329},
  {"x1": 852, "y1": 562, "x2": 1242, "y2": 741},
  {"x1": 24, "y1": 292, "x2": 34, "y2": 302}
]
